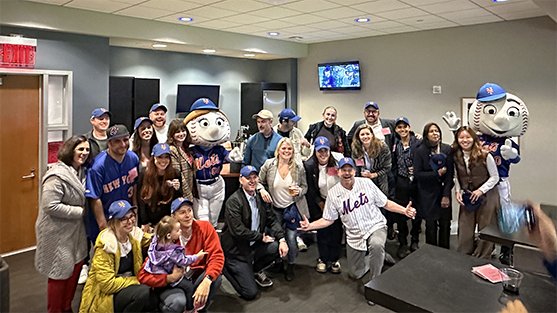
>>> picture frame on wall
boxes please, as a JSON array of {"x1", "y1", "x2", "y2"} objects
[{"x1": 460, "y1": 97, "x2": 520, "y2": 145}]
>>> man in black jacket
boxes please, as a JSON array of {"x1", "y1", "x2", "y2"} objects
[
  {"x1": 83, "y1": 108, "x2": 111, "y2": 160},
  {"x1": 220, "y1": 165, "x2": 288, "y2": 300}
]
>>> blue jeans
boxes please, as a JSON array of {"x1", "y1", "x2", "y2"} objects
[{"x1": 273, "y1": 206, "x2": 298, "y2": 264}]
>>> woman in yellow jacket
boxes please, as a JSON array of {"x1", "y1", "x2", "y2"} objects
[{"x1": 79, "y1": 200, "x2": 152, "y2": 313}]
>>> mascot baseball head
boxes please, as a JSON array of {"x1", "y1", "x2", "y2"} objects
[
  {"x1": 184, "y1": 98, "x2": 230, "y2": 147},
  {"x1": 468, "y1": 83, "x2": 529, "y2": 137}
]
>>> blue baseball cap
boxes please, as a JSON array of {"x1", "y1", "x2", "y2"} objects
[
  {"x1": 107, "y1": 124, "x2": 130, "y2": 140},
  {"x1": 395, "y1": 116, "x2": 410, "y2": 126},
  {"x1": 338, "y1": 157, "x2": 356, "y2": 169},
  {"x1": 108, "y1": 200, "x2": 136, "y2": 220},
  {"x1": 152, "y1": 143, "x2": 170, "y2": 157},
  {"x1": 150, "y1": 103, "x2": 168, "y2": 113},
  {"x1": 476, "y1": 83, "x2": 506, "y2": 102},
  {"x1": 171, "y1": 197, "x2": 193, "y2": 214},
  {"x1": 314, "y1": 136, "x2": 330, "y2": 151},
  {"x1": 134, "y1": 117, "x2": 153, "y2": 130},
  {"x1": 91, "y1": 108, "x2": 111, "y2": 119},
  {"x1": 190, "y1": 98, "x2": 218, "y2": 111},
  {"x1": 240, "y1": 165, "x2": 258, "y2": 177},
  {"x1": 278, "y1": 108, "x2": 301, "y2": 122},
  {"x1": 365, "y1": 102, "x2": 379, "y2": 110}
]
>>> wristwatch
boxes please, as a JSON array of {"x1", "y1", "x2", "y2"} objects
[{"x1": 205, "y1": 274, "x2": 214, "y2": 282}]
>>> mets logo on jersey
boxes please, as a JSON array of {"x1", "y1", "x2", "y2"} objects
[
  {"x1": 110, "y1": 126, "x2": 118, "y2": 136},
  {"x1": 342, "y1": 192, "x2": 369, "y2": 215}
]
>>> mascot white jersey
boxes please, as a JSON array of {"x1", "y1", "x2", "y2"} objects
[
  {"x1": 184, "y1": 98, "x2": 231, "y2": 227},
  {"x1": 444, "y1": 83, "x2": 529, "y2": 206}
]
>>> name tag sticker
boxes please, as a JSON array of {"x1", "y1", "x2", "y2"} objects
[
  {"x1": 381, "y1": 128, "x2": 391, "y2": 135},
  {"x1": 327, "y1": 167, "x2": 338, "y2": 176},
  {"x1": 355, "y1": 159, "x2": 365, "y2": 166},
  {"x1": 128, "y1": 167, "x2": 138, "y2": 181}
]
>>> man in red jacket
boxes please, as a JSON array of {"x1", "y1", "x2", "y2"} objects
[{"x1": 139, "y1": 197, "x2": 224, "y2": 312}]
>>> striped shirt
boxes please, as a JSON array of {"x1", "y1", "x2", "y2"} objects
[{"x1": 323, "y1": 177, "x2": 387, "y2": 251}]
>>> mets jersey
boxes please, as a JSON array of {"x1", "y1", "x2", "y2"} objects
[{"x1": 190, "y1": 145, "x2": 229, "y2": 181}]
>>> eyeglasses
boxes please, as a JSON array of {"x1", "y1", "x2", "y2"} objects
[
  {"x1": 121, "y1": 213, "x2": 137, "y2": 223},
  {"x1": 365, "y1": 110, "x2": 378, "y2": 115}
]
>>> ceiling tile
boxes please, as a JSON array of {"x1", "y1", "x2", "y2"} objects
[
  {"x1": 282, "y1": 0, "x2": 340, "y2": 13},
  {"x1": 343, "y1": 14, "x2": 388, "y2": 24},
  {"x1": 115, "y1": 6, "x2": 175, "y2": 19},
  {"x1": 397, "y1": 14, "x2": 447, "y2": 26},
  {"x1": 192, "y1": 19, "x2": 244, "y2": 30},
  {"x1": 366, "y1": 20, "x2": 406, "y2": 29},
  {"x1": 414, "y1": 20, "x2": 459, "y2": 30},
  {"x1": 312, "y1": 6, "x2": 367, "y2": 19},
  {"x1": 349, "y1": 29, "x2": 387, "y2": 37},
  {"x1": 438, "y1": 7, "x2": 494, "y2": 20},
  {"x1": 495, "y1": 8, "x2": 546, "y2": 20},
  {"x1": 310, "y1": 20, "x2": 352, "y2": 30},
  {"x1": 249, "y1": 6, "x2": 301, "y2": 18},
  {"x1": 332, "y1": 25, "x2": 370, "y2": 34},
  {"x1": 187, "y1": 5, "x2": 239, "y2": 19},
  {"x1": 256, "y1": 19, "x2": 297, "y2": 29},
  {"x1": 221, "y1": 13, "x2": 271, "y2": 24},
  {"x1": 328, "y1": 0, "x2": 377, "y2": 5},
  {"x1": 209, "y1": 0, "x2": 272, "y2": 13},
  {"x1": 280, "y1": 25, "x2": 321, "y2": 34},
  {"x1": 352, "y1": 0, "x2": 411, "y2": 14},
  {"x1": 279, "y1": 14, "x2": 329, "y2": 25},
  {"x1": 155, "y1": 13, "x2": 211, "y2": 24},
  {"x1": 398, "y1": 0, "x2": 449, "y2": 6},
  {"x1": 225, "y1": 24, "x2": 268, "y2": 34},
  {"x1": 309, "y1": 30, "x2": 344, "y2": 38},
  {"x1": 188, "y1": 0, "x2": 228, "y2": 5},
  {"x1": 484, "y1": 1, "x2": 542, "y2": 15},
  {"x1": 375, "y1": 7, "x2": 430, "y2": 20},
  {"x1": 453, "y1": 15, "x2": 503, "y2": 25},
  {"x1": 113, "y1": 0, "x2": 148, "y2": 4},
  {"x1": 420, "y1": 1, "x2": 478, "y2": 14},
  {"x1": 469, "y1": 0, "x2": 529, "y2": 8},
  {"x1": 139, "y1": 0, "x2": 202, "y2": 11},
  {"x1": 383, "y1": 25, "x2": 420, "y2": 34},
  {"x1": 24, "y1": 0, "x2": 70, "y2": 5},
  {"x1": 64, "y1": 0, "x2": 132, "y2": 13}
]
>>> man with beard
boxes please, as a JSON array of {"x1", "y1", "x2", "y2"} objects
[
  {"x1": 84, "y1": 108, "x2": 111, "y2": 159},
  {"x1": 149, "y1": 103, "x2": 169, "y2": 143},
  {"x1": 242, "y1": 110, "x2": 282, "y2": 171}
]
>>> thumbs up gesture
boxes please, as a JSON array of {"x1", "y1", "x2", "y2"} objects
[{"x1": 500, "y1": 139, "x2": 518, "y2": 160}]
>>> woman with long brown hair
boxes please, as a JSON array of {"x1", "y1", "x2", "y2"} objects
[
  {"x1": 351, "y1": 123, "x2": 391, "y2": 195},
  {"x1": 167, "y1": 118, "x2": 197, "y2": 202},
  {"x1": 131, "y1": 117, "x2": 158, "y2": 172},
  {"x1": 137, "y1": 143, "x2": 182, "y2": 232},
  {"x1": 452, "y1": 126, "x2": 499, "y2": 258}
]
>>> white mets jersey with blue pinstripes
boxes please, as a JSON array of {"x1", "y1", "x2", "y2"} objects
[{"x1": 323, "y1": 177, "x2": 387, "y2": 251}]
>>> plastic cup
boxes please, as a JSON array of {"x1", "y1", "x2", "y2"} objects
[
  {"x1": 289, "y1": 185, "x2": 299, "y2": 196},
  {"x1": 500, "y1": 268, "x2": 524, "y2": 294}
]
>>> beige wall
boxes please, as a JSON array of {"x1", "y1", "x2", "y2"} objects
[{"x1": 298, "y1": 16, "x2": 557, "y2": 206}]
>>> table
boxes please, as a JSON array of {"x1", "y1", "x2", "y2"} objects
[{"x1": 365, "y1": 244, "x2": 556, "y2": 313}]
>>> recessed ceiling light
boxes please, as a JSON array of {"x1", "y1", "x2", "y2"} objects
[
  {"x1": 203, "y1": 49, "x2": 216, "y2": 53},
  {"x1": 493, "y1": 0, "x2": 510, "y2": 2},
  {"x1": 244, "y1": 53, "x2": 255, "y2": 57},
  {"x1": 355, "y1": 18, "x2": 370, "y2": 23},
  {"x1": 178, "y1": 17, "x2": 193, "y2": 22},
  {"x1": 268, "y1": 32, "x2": 280, "y2": 36},
  {"x1": 152, "y1": 43, "x2": 167, "y2": 48},
  {"x1": 288, "y1": 36, "x2": 303, "y2": 41}
]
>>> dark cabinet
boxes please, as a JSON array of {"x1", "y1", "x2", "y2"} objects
[
  {"x1": 109, "y1": 76, "x2": 160, "y2": 131},
  {"x1": 241, "y1": 82, "x2": 287, "y2": 135}
]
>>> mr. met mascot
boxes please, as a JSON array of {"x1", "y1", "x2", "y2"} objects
[
  {"x1": 184, "y1": 98, "x2": 231, "y2": 227},
  {"x1": 443, "y1": 83, "x2": 529, "y2": 206}
]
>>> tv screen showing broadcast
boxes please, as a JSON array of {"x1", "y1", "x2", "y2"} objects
[{"x1": 318, "y1": 61, "x2": 360, "y2": 90}]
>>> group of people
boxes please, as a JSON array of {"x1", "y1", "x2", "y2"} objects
[{"x1": 33, "y1": 95, "x2": 547, "y2": 313}]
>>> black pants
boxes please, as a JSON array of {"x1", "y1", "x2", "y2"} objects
[
  {"x1": 222, "y1": 241, "x2": 279, "y2": 300},
  {"x1": 113, "y1": 284, "x2": 151, "y2": 313},
  {"x1": 317, "y1": 218, "x2": 343, "y2": 263},
  {"x1": 393, "y1": 176, "x2": 422, "y2": 246},
  {"x1": 425, "y1": 208, "x2": 452, "y2": 249}
]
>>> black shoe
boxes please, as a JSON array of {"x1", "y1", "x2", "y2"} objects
[
  {"x1": 499, "y1": 252, "x2": 512, "y2": 265},
  {"x1": 387, "y1": 226, "x2": 396, "y2": 240},
  {"x1": 397, "y1": 245, "x2": 410, "y2": 259},
  {"x1": 268, "y1": 261, "x2": 284, "y2": 274},
  {"x1": 410, "y1": 242, "x2": 419, "y2": 252},
  {"x1": 367, "y1": 300, "x2": 375, "y2": 306},
  {"x1": 255, "y1": 271, "x2": 273, "y2": 287},
  {"x1": 285, "y1": 263, "x2": 295, "y2": 281},
  {"x1": 384, "y1": 252, "x2": 397, "y2": 265}
]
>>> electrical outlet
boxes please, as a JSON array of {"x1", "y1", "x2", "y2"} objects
[{"x1": 433, "y1": 85, "x2": 442, "y2": 94}]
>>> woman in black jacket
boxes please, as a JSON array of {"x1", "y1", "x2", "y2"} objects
[
  {"x1": 304, "y1": 106, "x2": 351, "y2": 157},
  {"x1": 413, "y1": 122, "x2": 453, "y2": 249}
]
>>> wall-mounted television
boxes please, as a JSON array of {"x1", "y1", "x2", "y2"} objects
[
  {"x1": 176, "y1": 84, "x2": 220, "y2": 113},
  {"x1": 318, "y1": 61, "x2": 360, "y2": 90}
]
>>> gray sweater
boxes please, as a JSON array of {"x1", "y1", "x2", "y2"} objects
[{"x1": 35, "y1": 161, "x2": 88, "y2": 280}]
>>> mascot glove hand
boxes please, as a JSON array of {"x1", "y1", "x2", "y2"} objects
[
  {"x1": 442, "y1": 111, "x2": 460, "y2": 131},
  {"x1": 229, "y1": 147, "x2": 244, "y2": 163},
  {"x1": 500, "y1": 139, "x2": 518, "y2": 160}
]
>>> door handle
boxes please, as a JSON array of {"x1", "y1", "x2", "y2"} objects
[{"x1": 22, "y1": 168, "x2": 35, "y2": 179}]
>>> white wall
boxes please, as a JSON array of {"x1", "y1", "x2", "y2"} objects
[{"x1": 298, "y1": 17, "x2": 557, "y2": 205}]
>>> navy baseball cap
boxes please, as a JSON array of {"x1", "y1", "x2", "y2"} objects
[
  {"x1": 108, "y1": 200, "x2": 136, "y2": 220},
  {"x1": 190, "y1": 98, "x2": 218, "y2": 111},
  {"x1": 134, "y1": 117, "x2": 153, "y2": 130},
  {"x1": 150, "y1": 103, "x2": 168, "y2": 113},
  {"x1": 365, "y1": 102, "x2": 379, "y2": 110},
  {"x1": 429, "y1": 153, "x2": 447, "y2": 172},
  {"x1": 476, "y1": 83, "x2": 506, "y2": 102},
  {"x1": 278, "y1": 108, "x2": 301, "y2": 122},
  {"x1": 395, "y1": 116, "x2": 410, "y2": 126},
  {"x1": 91, "y1": 108, "x2": 111, "y2": 119},
  {"x1": 240, "y1": 165, "x2": 258, "y2": 177},
  {"x1": 338, "y1": 157, "x2": 356, "y2": 169},
  {"x1": 314, "y1": 136, "x2": 330, "y2": 151},
  {"x1": 171, "y1": 197, "x2": 193, "y2": 214},
  {"x1": 152, "y1": 143, "x2": 170, "y2": 157},
  {"x1": 107, "y1": 124, "x2": 130, "y2": 140}
]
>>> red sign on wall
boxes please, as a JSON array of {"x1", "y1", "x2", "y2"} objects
[{"x1": 0, "y1": 36, "x2": 37, "y2": 69}]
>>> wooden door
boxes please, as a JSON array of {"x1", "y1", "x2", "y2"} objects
[{"x1": 0, "y1": 75, "x2": 41, "y2": 253}]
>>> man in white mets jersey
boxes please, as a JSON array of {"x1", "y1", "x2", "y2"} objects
[{"x1": 299, "y1": 157, "x2": 415, "y2": 299}]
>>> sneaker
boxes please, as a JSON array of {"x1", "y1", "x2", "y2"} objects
[
  {"x1": 384, "y1": 252, "x2": 397, "y2": 265},
  {"x1": 367, "y1": 300, "x2": 376, "y2": 306},
  {"x1": 331, "y1": 261, "x2": 341, "y2": 274},
  {"x1": 397, "y1": 245, "x2": 410, "y2": 259},
  {"x1": 254, "y1": 271, "x2": 273, "y2": 288},
  {"x1": 410, "y1": 242, "x2": 419, "y2": 252},
  {"x1": 78, "y1": 264, "x2": 89, "y2": 284},
  {"x1": 285, "y1": 263, "x2": 295, "y2": 281},
  {"x1": 296, "y1": 236, "x2": 307, "y2": 252},
  {"x1": 316, "y1": 259, "x2": 327, "y2": 273}
]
